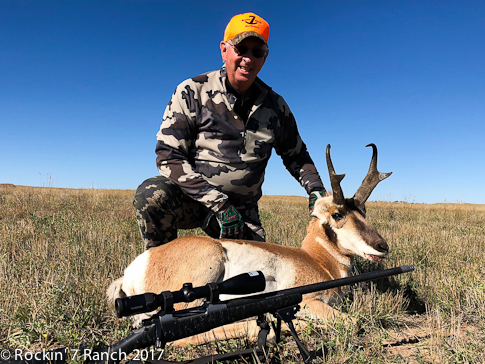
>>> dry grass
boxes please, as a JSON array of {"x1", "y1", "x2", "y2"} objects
[{"x1": 1, "y1": 187, "x2": 484, "y2": 363}]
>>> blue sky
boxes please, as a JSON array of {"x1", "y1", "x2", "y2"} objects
[{"x1": 1, "y1": 0, "x2": 484, "y2": 204}]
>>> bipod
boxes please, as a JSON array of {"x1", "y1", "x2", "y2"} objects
[{"x1": 273, "y1": 305, "x2": 312, "y2": 364}]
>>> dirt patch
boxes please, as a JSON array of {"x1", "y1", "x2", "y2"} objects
[{"x1": 381, "y1": 317, "x2": 482, "y2": 363}]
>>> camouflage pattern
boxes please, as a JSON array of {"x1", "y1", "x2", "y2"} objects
[
  {"x1": 135, "y1": 66, "x2": 324, "y2": 249},
  {"x1": 134, "y1": 176, "x2": 265, "y2": 249},
  {"x1": 155, "y1": 66, "x2": 324, "y2": 214}
]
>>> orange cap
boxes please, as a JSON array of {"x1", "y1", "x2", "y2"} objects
[{"x1": 223, "y1": 13, "x2": 270, "y2": 45}]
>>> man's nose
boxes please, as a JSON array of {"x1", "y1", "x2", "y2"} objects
[{"x1": 242, "y1": 54, "x2": 254, "y2": 62}]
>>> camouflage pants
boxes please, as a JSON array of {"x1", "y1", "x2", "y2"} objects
[{"x1": 134, "y1": 176, "x2": 266, "y2": 249}]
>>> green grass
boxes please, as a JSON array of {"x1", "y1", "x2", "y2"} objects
[{"x1": 1, "y1": 187, "x2": 484, "y2": 363}]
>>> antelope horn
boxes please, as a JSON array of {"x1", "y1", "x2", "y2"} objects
[
  {"x1": 326, "y1": 144, "x2": 346, "y2": 205},
  {"x1": 353, "y1": 144, "x2": 392, "y2": 209}
]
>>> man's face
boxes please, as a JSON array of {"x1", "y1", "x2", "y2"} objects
[{"x1": 220, "y1": 37, "x2": 269, "y2": 96}]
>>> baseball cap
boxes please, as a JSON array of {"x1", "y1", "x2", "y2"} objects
[{"x1": 223, "y1": 13, "x2": 270, "y2": 45}]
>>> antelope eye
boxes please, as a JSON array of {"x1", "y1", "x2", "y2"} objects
[{"x1": 332, "y1": 213, "x2": 343, "y2": 221}]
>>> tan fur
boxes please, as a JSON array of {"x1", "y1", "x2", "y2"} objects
[
  {"x1": 143, "y1": 236, "x2": 225, "y2": 298},
  {"x1": 107, "y1": 195, "x2": 388, "y2": 344}
]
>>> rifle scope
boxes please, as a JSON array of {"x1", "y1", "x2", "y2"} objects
[{"x1": 115, "y1": 271, "x2": 266, "y2": 318}]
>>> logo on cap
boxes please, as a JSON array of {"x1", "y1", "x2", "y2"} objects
[{"x1": 242, "y1": 15, "x2": 261, "y2": 26}]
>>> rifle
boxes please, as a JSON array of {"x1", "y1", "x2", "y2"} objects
[{"x1": 4, "y1": 265, "x2": 414, "y2": 364}]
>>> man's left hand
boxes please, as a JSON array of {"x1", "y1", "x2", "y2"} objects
[{"x1": 216, "y1": 205, "x2": 245, "y2": 239}]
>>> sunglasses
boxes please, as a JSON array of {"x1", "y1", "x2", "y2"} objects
[{"x1": 227, "y1": 42, "x2": 268, "y2": 59}]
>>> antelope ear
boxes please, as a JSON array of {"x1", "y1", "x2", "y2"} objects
[{"x1": 345, "y1": 197, "x2": 366, "y2": 217}]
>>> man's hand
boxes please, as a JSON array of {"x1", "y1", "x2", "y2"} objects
[
  {"x1": 217, "y1": 205, "x2": 245, "y2": 239},
  {"x1": 309, "y1": 190, "x2": 326, "y2": 215}
]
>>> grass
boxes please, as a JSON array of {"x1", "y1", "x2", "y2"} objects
[{"x1": 1, "y1": 186, "x2": 484, "y2": 363}]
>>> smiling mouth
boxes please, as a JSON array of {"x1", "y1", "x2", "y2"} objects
[{"x1": 364, "y1": 253, "x2": 385, "y2": 262}]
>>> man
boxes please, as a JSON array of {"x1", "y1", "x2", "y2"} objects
[{"x1": 135, "y1": 12, "x2": 326, "y2": 249}]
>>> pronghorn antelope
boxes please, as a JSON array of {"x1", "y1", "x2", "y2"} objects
[{"x1": 107, "y1": 144, "x2": 392, "y2": 345}]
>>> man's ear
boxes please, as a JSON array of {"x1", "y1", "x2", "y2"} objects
[
  {"x1": 262, "y1": 48, "x2": 269, "y2": 64},
  {"x1": 220, "y1": 41, "x2": 227, "y2": 62}
]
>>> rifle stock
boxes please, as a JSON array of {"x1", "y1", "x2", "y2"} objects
[{"x1": 108, "y1": 293, "x2": 303, "y2": 357}]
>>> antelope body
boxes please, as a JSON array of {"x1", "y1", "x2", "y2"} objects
[{"x1": 107, "y1": 144, "x2": 392, "y2": 345}]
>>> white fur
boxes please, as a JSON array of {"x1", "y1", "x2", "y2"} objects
[
  {"x1": 120, "y1": 249, "x2": 150, "y2": 296},
  {"x1": 219, "y1": 241, "x2": 296, "y2": 298},
  {"x1": 336, "y1": 222, "x2": 386, "y2": 259}
]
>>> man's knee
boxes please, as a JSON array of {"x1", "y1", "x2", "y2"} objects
[
  {"x1": 133, "y1": 176, "x2": 182, "y2": 249},
  {"x1": 133, "y1": 176, "x2": 176, "y2": 213},
  {"x1": 133, "y1": 175, "x2": 207, "y2": 232}
]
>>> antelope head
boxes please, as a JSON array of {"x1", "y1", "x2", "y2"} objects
[{"x1": 311, "y1": 144, "x2": 392, "y2": 262}]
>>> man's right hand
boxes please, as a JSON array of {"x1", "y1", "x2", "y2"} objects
[
  {"x1": 216, "y1": 205, "x2": 245, "y2": 239},
  {"x1": 309, "y1": 190, "x2": 326, "y2": 216}
]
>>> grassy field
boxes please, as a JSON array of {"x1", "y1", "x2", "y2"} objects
[{"x1": 0, "y1": 186, "x2": 484, "y2": 363}]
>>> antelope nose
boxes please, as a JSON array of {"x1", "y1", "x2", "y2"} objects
[{"x1": 377, "y1": 241, "x2": 389, "y2": 253}]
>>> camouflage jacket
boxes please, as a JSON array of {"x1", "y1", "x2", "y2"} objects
[{"x1": 156, "y1": 67, "x2": 324, "y2": 213}]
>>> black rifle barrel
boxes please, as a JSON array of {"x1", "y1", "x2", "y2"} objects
[
  {"x1": 209, "y1": 265, "x2": 415, "y2": 308},
  {"x1": 283, "y1": 264, "x2": 415, "y2": 297}
]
